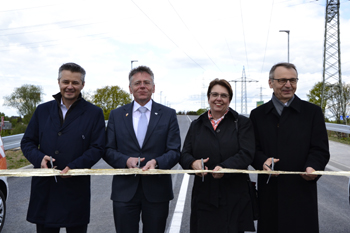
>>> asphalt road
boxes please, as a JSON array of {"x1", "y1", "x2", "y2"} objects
[{"x1": 2, "y1": 115, "x2": 350, "y2": 232}]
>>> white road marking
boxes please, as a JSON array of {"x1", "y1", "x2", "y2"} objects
[{"x1": 168, "y1": 115, "x2": 193, "y2": 233}]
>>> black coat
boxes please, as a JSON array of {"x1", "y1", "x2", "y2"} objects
[
  {"x1": 21, "y1": 94, "x2": 105, "y2": 227},
  {"x1": 250, "y1": 95, "x2": 330, "y2": 233},
  {"x1": 180, "y1": 108, "x2": 255, "y2": 233}
]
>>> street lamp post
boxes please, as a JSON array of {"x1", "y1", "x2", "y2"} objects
[
  {"x1": 131, "y1": 60, "x2": 138, "y2": 70},
  {"x1": 279, "y1": 30, "x2": 290, "y2": 62}
]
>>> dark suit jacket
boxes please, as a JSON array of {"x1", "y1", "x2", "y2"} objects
[{"x1": 103, "y1": 100, "x2": 181, "y2": 203}]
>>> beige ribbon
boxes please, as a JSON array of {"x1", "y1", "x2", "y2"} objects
[{"x1": 0, "y1": 168, "x2": 349, "y2": 177}]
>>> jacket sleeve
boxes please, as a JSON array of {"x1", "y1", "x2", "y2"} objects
[
  {"x1": 304, "y1": 106, "x2": 330, "y2": 171},
  {"x1": 154, "y1": 109, "x2": 181, "y2": 169},
  {"x1": 103, "y1": 110, "x2": 130, "y2": 168},
  {"x1": 250, "y1": 110, "x2": 269, "y2": 170},
  {"x1": 66, "y1": 107, "x2": 106, "y2": 169},
  {"x1": 21, "y1": 107, "x2": 46, "y2": 168},
  {"x1": 179, "y1": 121, "x2": 196, "y2": 170},
  {"x1": 218, "y1": 116, "x2": 255, "y2": 169}
]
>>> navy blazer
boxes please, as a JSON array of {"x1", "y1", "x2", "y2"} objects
[{"x1": 103, "y1": 100, "x2": 181, "y2": 202}]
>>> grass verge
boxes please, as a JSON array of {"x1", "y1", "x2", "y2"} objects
[
  {"x1": 5, "y1": 148, "x2": 31, "y2": 169},
  {"x1": 328, "y1": 131, "x2": 350, "y2": 145}
]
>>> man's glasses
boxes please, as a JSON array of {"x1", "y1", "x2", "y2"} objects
[
  {"x1": 272, "y1": 78, "x2": 298, "y2": 85},
  {"x1": 209, "y1": 92, "x2": 230, "y2": 99}
]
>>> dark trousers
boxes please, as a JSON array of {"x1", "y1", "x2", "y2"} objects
[
  {"x1": 36, "y1": 224, "x2": 87, "y2": 233},
  {"x1": 113, "y1": 182, "x2": 169, "y2": 233}
]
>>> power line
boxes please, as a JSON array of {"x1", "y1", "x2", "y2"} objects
[
  {"x1": 0, "y1": 32, "x2": 110, "y2": 51},
  {"x1": 0, "y1": 3, "x2": 61, "y2": 13},
  {"x1": 0, "y1": 19, "x2": 87, "y2": 32},
  {"x1": 131, "y1": 0, "x2": 206, "y2": 71},
  {"x1": 168, "y1": 0, "x2": 222, "y2": 72},
  {"x1": 0, "y1": 21, "x2": 105, "y2": 37},
  {"x1": 260, "y1": 0, "x2": 275, "y2": 79},
  {"x1": 239, "y1": 0, "x2": 250, "y2": 77}
]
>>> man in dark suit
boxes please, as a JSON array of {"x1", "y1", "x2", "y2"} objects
[
  {"x1": 103, "y1": 66, "x2": 181, "y2": 233},
  {"x1": 21, "y1": 62, "x2": 105, "y2": 233},
  {"x1": 250, "y1": 62, "x2": 330, "y2": 233}
]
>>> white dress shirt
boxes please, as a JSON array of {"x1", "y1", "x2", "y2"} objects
[{"x1": 132, "y1": 100, "x2": 152, "y2": 136}]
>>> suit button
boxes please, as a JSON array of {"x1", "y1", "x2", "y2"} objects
[
  {"x1": 58, "y1": 132, "x2": 62, "y2": 136},
  {"x1": 55, "y1": 150, "x2": 59, "y2": 154},
  {"x1": 216, "y1": 129, "x2": 220, "y2": 133}
]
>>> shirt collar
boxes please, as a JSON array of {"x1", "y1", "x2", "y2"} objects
[
  {"x1": 271, "y1": 93, "x2": 295, "y2": 115},
  {"x1": 60, "y1": 98, "x2": 69, "y2": 109},
  {"x1": 133, "y1": 99, "x2": 153, "y2": 113},
  {"x1": 208, "y1": 108, "x2": 229, "y2": 121}
]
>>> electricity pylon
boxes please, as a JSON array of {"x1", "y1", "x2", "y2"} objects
[{"x1": 321, "y1": 0, "x2": 346, "y2": 122}]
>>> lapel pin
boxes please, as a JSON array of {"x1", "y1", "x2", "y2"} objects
[
  {"x1": 155, "y1": 112, "x2": 158, "y2": 115},
  {"x1": 126, "y1": 113, "x2": 129, "y2": 117}
]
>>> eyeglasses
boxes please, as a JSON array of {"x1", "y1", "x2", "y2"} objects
[
  {"x1": 272, "y1": 78, "x2": 298, "y2": 85},
  {"x1": 133, "y1": 80, "x2": 153, "y2": 87},
  {"x1": 209, "y1": 92, "x2": 230, "y2": 99}
]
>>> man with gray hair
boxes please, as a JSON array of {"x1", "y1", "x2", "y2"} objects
[
  {"x1": 250, "y1": 62, "x2": 330, "y2": 233},
  {"x1": 104, "y1": 65, "x2": 181, "y2": 233},
  {"x1": 21, "y1": 62, "x2": 105, "y2": 233}
]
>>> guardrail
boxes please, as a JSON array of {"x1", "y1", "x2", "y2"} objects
[
  {"x1": 325, "y1": 123, "x2": 350, "y2": 134},
  {"x1": 2, "y1": 122, "x2": 348, "y2": 150},
  {"x1": 2, "y1": 133, "x2": 24, "y2": 151}
]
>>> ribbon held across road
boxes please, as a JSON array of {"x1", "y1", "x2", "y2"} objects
[{"x1": 0, "y1": 168, "x2": 349, "y2": 177}]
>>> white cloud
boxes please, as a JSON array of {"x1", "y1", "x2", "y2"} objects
[{"x1": 1, "y1": 0, "x2": 350, "y2": 117}]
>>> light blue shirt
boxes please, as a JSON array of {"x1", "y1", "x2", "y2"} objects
[{"x1": 132, "y1": 100, "x2": 152, "y2": 136}]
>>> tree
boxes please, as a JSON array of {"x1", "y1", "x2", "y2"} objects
[
  {"x1": 3, "y1": 84, "x2": 43, "y2": 123},
  {"x1": 196, "y1": 108, "x2": 208, "y2": 115},
  {"x1": 327, "y1": 83, "x2": 350, "y2": 124},
  {"x1": 308, "y1": 82, "x2": 350, "y2": 123},
  {"x1": 91, "y1": 86, "x2": 132, "y2": 120},
  {"x1": 307, "y1": 82, "x2": 331, "y2": 114},
  {"x1": 0, "y1": 112, "x2": 9, "y2": 121}
]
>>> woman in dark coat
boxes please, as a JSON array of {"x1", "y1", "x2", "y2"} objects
[{"x1": 180, "y1": 78, "x2": 255, "y2": 233}]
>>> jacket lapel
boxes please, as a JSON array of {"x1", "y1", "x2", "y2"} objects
[
  {"x1": 60, "y1": 100, "x2": 87, "y2": 130},
  {"x1": 142, "y1": 101, "x2": 161, "y2": 146},
  {"x1": 49, "y1": 101, "x2": 62, "y2": 130},
  {"x1": 123, "y1": 102, "x2": 139, "y2": 147}
]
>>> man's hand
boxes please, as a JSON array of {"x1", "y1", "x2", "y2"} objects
[
  {"x1": 60, "y1": 166, "x2": 70, "y2": 174},
  {"x1": 41, "y1": 155, "x2": 55, "y2": 169},
  {"x1": 142, "y1": 159, "x2": 157, "y2": 171},
  {"x1": 126, "y1": 157, "x2": 145, "y2": 168},
  {"x1": 191, "y1": 157, "x2": 209, "y2": 177},
  {"x1": 212, "y1": 166, "x2": 224, "y2": 179},
  {"x1": 301, "y1": 167, "x2": 317, "y2": 181}
]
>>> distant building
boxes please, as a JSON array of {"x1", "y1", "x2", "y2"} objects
[{"x1": 1, "y1": 121, "x2": 12, "y2": 130}]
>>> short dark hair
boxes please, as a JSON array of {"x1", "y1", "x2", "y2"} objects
[
  {"x1": 269, "y1": 62, "x2": 298, "y2": 80},
  {"x1": 58, "y1": 62, "x2": 86, "y2": 83},
  {"x1": 129, "y1": 66, "x2": 154, "y2": 85},
  {"x1": 207, "y1": 78, "x2": 233, "y2": 102}
]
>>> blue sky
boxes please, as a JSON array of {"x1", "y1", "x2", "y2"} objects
[{"x1": 1, "y1": 0, "x2": 350, "y2": 117}]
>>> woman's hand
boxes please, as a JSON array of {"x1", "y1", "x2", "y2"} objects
[
  {"x1": 212, "y1": 166, "x2": 224, "y2": 179},
  {"x1": 191, "y1": 157, "x2": 209, "y2": 177}
]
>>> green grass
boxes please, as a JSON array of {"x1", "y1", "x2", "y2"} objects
[
  {"x1": 4, "y1": 149, "x2": 31, "y2": 169},
  {"x1": 328, "y1": 131, "x2": 350, "y2": 145}
]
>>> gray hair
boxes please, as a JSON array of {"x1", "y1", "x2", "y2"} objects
[
  {"x1": 269, "y1": 62, "x2": 298, "y2": 80},
  {"x1": 58, "y1": 62, "x2": 86, "y2": 83},
  {"x1": 129, "y1": 66, "x2": 154, "y2": 85}
]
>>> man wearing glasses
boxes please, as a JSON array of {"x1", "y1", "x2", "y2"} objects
[
  {"x1": 103, "y1": 66, "x2": 181, "y2": 233},
  {"x1": 250, "y1": 62, "x2": 330, "y2": 233}
]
